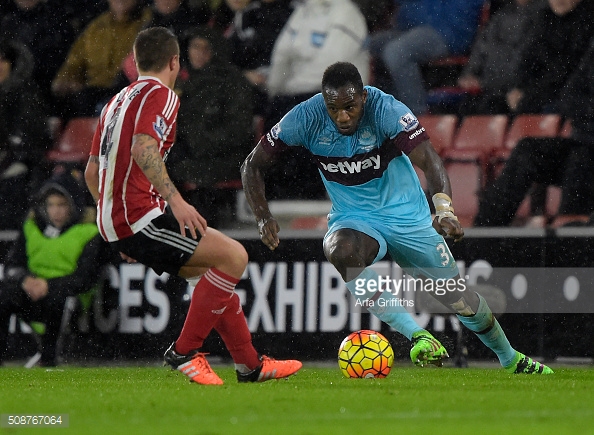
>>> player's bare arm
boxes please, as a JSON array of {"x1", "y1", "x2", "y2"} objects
[
  {"x1": 84, "y1": 155, "x2": 100, "y2": 204},
  {"x1": 131, "y1": 133, "x2": 207, "y2": 238},
  {"x1": 408, "y1": 140, "x2": 464, "y2": 241},
  {"x1": 241, "y1": 142, "x2": 280, "y2": 250}
]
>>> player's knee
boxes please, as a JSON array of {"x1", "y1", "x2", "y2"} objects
[{"x1": 325, "y1": 242, "x2": 360, "y2": 270}]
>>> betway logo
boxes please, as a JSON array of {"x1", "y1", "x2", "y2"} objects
[
  {"x1": 409, "y1": 127, "x2": 425, "y2": 140},
  {"x1": 320, "y1": 155, "x2": 380, "y2": 174}
]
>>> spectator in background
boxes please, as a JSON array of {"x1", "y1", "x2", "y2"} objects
[
  {"x1": 0, "y1": 39, "x2": 51, "y2": 230},
  {"x1": 149, "y1": 0, "x2": 212, "y2": 31},
  {"x1": 227, "y1": 0, "x2": 293, "y2": 116},
  {"x1": 210, "y1": 0, "x2": 251, "y2": 36},
  {"x1": 0, "y1": 0, "x2": 75, "y2": 105},
  {"x1": 265, "y1": 0, "x2": 369, "y2": 129},
  {"x1": 167, "y1": 26, "x2": 254, "y2": 228},
  {"x1": 506, "y1": 0, "x2": 594, "y2": 114},
  {"x1": 474, "y1": 37, "x2": 594, "y2": 227},
  {"x1": 116, "y1": 0, "x2": 214, "y2": 87},
  {"x1": 0, "y1": 170, "x2": 102, "y2": 367},
  {"x1": 147, "y1": 0, "x2": 212, "y2": 40},
  {"x1": 367, "y1": 0, "x2": 485, "y2": 115},
  {"x1": 352, "y1": 0, "x2": 393, "y2": 34},
  {"x1": 55, "y1": 0, "x2": 109, "y2": 35},
  {"x1": 457, "y1": 0, "x2": 544, "y2": 116},
  {"x1": 262, "y1": 0, "x2": 369, "y2": 200},
  {"x1": 51, "y1": 0, "x2": 151, "y2": 119}
]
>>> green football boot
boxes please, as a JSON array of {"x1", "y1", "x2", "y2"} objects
[
  {"x1": 505, "y1": 352, "x2": 554, "y2": 374},
  {"x1": 410, "y1": 330, "x2": 449, "y2": 367}
]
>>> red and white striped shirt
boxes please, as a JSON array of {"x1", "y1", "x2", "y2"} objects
[{"x1": 90, "y1": 76, "x2": 179, "y2": 242}]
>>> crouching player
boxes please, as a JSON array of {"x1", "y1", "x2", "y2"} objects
[{"x1": 241, "y1": 61, "x2": 553, "y2": 374}]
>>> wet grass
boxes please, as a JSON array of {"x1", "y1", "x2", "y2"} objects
[{"x1": 1, "y1": 364, "x2": 592, "y2": 434}]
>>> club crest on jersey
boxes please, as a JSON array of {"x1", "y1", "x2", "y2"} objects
[
  {"x1": 318, "y1": 135, "x2": 332, "y2": 146},
  {"x1": 358, "y1": 127, "x2": 377, "y2": 149},
  {"x1": 399, "y1": 113, "x2": 419, "y2": 132},
  {"x1": 153, "y1": 115, "x2": 168, "y2": 140}
]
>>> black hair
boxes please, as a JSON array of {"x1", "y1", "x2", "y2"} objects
[
  {"x1": 322, "y1": 62, "x2": 364, "y2": 94},
  {"x1": 183, "y1": 25, "x2": 231, "y2": 62},
  {"x1": 134, "y1": 26, "x2": 179, "y2": 73}
]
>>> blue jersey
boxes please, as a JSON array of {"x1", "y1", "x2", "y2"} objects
[{"x1": 263, "y1": 86, "x2": 432, "y2": 229}]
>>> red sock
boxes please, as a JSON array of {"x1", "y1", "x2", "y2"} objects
[
  {"x1": 174, "y1": 268, "x2": 237, "y2": 355},
  {"x1": 214, "y1": 292, "x2": 261, "y2": 370}
]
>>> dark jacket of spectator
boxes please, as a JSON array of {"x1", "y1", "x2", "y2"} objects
[
  {"x1": 457, "y1": 0, "x2": 544, "y2": 114},
  {"x1": 228, "y1": 0, "x2": 293, "y2": 71},
  {"x1": 170, "y1": 26, "x2": 254, "y2": 189},
  {"x1": 0, "y1": 0, "x2": 75, "y2": 98},
  {"x1": 512, "y1": 0, "x2": 594, "y2": 113},
  {"x1": 167, "y1": 26, "x2": 254, "y2": 226},
  {"x1": 0, "y1": 39, "x2": 51, "y2": 229}
]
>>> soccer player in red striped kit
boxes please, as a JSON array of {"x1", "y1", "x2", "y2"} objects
[{"x1": 84, "y1": 26, "x2": 301, "y2": 385}]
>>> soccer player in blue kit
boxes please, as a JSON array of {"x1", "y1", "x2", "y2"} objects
[{"x1": 241, "y1": 62, "x2": 553, "y2": 374}]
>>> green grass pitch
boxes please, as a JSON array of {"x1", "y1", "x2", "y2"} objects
[{"x1": 1, "y1": 363, "x2": 593, "y2": 434}]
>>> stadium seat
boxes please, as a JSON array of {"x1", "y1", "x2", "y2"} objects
[
  {"x1": 440, "y1": 115, "x2": 508, "y2": 226},
  {"x1": 417, "y1": 114, "x2": 458, "y2": 155},
  {"x1": 442, "y1": 115, "x2": 508, "y2": 189},
  {"x1": 289, "y1": 216, "x2": 328, "y2": 230},
  {"x1": 560, "y1": 118, "x2": 573, "y2": 138},
  {"x1": 504, "y1": 114, "x2": 561, "y2": 150},
  {"x1": 451, "y1": 114, "x2": 508, "y2": 153},
  {"x1": 491, "y1": 114, "x2": 562, "y2": 179},
  {"x1": 47, "y1": 117, "x2": 99, "y2": 164},
  {"x1": 489, "y1": 115, "x2": 562, "y2": 225},
  {"x1": 549, "y1": 214, "x2": 590, "y2": 228},
  {"x1": 444, "y1": 161, "x2": 481, "y2": 227}
]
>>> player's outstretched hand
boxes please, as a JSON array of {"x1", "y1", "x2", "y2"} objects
[
  {"x1": 432, "y1": 216, "x2": 464, "y2": 242},
  {"x1": 258, "y1": 217, "x2": 280, "y2": 250},
  {"x1": 168, "y1": 193, "x2": 207, "y2": 239}
]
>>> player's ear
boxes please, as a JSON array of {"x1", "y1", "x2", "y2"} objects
[
  {"x1": 170, "y1": 54, "x2": 179, "y2": 71},
  {"x1": 361, "y1": 89, "x2": 368, "y2": 104}
]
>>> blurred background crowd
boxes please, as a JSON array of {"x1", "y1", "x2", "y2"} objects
[{"x1": 0, "y1": 0, "x2": 593, "y2": 231}]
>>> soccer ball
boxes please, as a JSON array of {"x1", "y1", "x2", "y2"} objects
[{"x1": 338, "y1": 330, "x2": 394, "y2": 378}]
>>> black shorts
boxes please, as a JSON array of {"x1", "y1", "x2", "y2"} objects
[{"x1": 111, "y1": 213, "x2": 201, "y2": 276}]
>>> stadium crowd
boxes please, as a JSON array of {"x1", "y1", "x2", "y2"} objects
[{"x1": 1, "y1": 0, "x2": 591, "y2": 230}]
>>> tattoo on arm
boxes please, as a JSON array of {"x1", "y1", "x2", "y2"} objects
[
  {"x1": 132, "y1": 134, "x2": 178, "y2": 201},
  {"x1": 89, "y1": 155, "x2": 100, "y2": 164}
]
